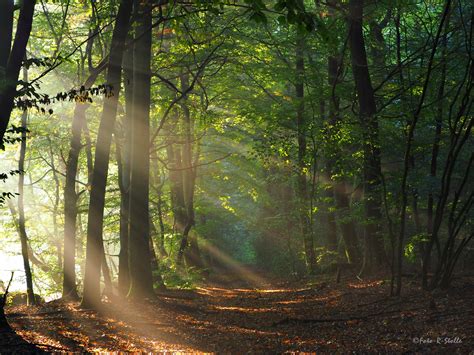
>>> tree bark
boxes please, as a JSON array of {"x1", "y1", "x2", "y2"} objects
[
  {"x1": 63, "y1": 67, "x2": 104, "y2": 300},
  {"x1": 0, "y1": 0, "x2": 35, "y2": 145},
  {"x1": 295, "y1": 33, "x2": 317, "y2": 274},
  {"x1": 423, "y1": 5, "x2": 451, "y2": 289},
  {"x1": 323, "y1": 1, "x2": 362, "y2": 266},
  {"x1": 62, "y1": 112, "x2": 83, "y2": 300},
  {"x1": 397, "y1": 0, "x2": 452, "y2": 295},
  {"x1": 179, "y1": 73, "x2": 203, "y2": 269},
  {"x1": 167, "y1": 125, "x2": 187, "y2": 259},
  {"x1": 127, "y1": 0, "x2": 154, "y2": 299},
  {"x1": 81, "y1": 0, "x2": 133, "y2": 308},
  {"x1": 117, "y1": 36, "x2": 133, "y2": 297},
  {"x1": 0, "y1": 0, "x2": 14, "y2": 72},
  {"x1": 348, "y1": 0, "x2": 385, "y2": 274},
  {"x1": 16, "y1": 67, "x2": 36, "y2": 305}
]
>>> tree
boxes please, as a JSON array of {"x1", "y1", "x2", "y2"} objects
[
  {"x1": 82, "y1": 0, "x2": 133, "y2": 308},
  {"x1": 348, "y1": 0, "x2": 386, "y2": 274},
  {"x1": 295, "y1": 31, "x2": 317, "y2": 274},
  {"x1": 63, "y1": 64, "x2": 106, "y2": 300},
  {"x1": 0, "y1": 0, "x2": 36, "y2": 146},
  {"x1": 127, "y1": 0, "x2": 154, "y2": 299}
]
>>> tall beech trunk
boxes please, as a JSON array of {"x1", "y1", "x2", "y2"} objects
[
  {"x1": 178, "y1": 73, "x2": 203, "y2": 269},
  {"x1": 62, "y1": 105, "x2": 84, "y2": 300},
  {"x1": 0, "y1": 0, "x2": 35, "y2": 144},
  {"x1": 323, "y1": 0, "x2": 361, "y2": 266},
  {"x1": 117, "y1": 37, "x2": 133, "y2": 297},
  {"x1": 295, "y1": 34, "x2": 316, "y2": 274},
  {"x1": 63, "y1": 67, "x2": 104, "y2": 300},
  {"x1": 82, "y1": 0, "x2": 133, "y2": 308},
  {"x1": 46, "y1": 139, "x2": 62, "y2": 271},
  {"x1": 348, "y1": 0, "x2": 385, "y2": 274},
  {"x1": 116, "y1": 136, "x2": 130, "y2": 296},
  {"x1": 127, "y1": 0, "x2": 154, "y2": 299},
  {"x1": 17, "y1": 67, "x2": 35, "y2": 305}
]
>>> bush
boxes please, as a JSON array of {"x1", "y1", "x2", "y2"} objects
[{"x1": 4, "y1": 291, "x2": 44, "y2": 306}]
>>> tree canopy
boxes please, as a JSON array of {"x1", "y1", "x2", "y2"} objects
[{"x1": 0, "y1": 0, "x2": 472, "y2": 352}]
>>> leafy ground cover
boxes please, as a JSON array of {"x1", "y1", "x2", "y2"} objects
[{"x1": 4, "y1": 273, "x2": 473, "y2": 353}]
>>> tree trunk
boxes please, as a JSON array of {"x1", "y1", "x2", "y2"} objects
[
  {"x1": 127, "y1": 0, "x2": 154, "y2": 299},
  {"x1": 167, "y1": 128, "x2": 187, "y2": 263},
  {"x1": 117, "y1": 36, "x2": 133, "y2": 297},
  {"x1": 397, "y1": 0, "x2": 452, "y2": 294},
  {"x1": 150, "y1": 151, "x2": 168, "y2": 257},
  {"x1": 323, "y1": 172, "x2": 338, "y2": 252},
  {"x1": 63, "y1": 68, "x2": 103, "y2": 300},
  {"x1": 0, "y1": 0, "x2": 35, "y2": 144},
  {"x1": 13, "y1": 68, "x2": 36, "y2": 305},
  {"x1": 101, "y1": 251, "x2": 113, "y2": 297},
  {"x1": 423, "y1": 6, "x2": 451, "y2": 289},
  {"x1": 325, "y1": 3, "x2": 362, "y2": 265},
  {"x1": 334, "y1": 183, "x2": 361, "y2": 264},
  {"x1": 295, "y1": 33, "x2": 316, "y2": 274},
  {"x1": 0, "y1": 0, "x2": 14, "y2": 72},
  {"x1": 16, "y1": 67, "x2": 36, "y2": 306},
  {"x1": 82, "y1": 0, "x2": 133, "y2": 308},
  {"x1": 62, "y1": 108, "x2": 84, "y2": 300},
  {"x1": 179, "y1": 73, "x2": 203, "y2": 269},
  {"x1": 348, "y1": 0, "x2": 385, "y2": 274},
  {"x1": 321, "y1": 95, "x2": 338, "y2": 253}
]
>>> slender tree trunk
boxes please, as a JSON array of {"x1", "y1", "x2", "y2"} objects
[
  {"x1": 127, "y1": 0, "x2": 154, "y2": 299},
  {"x1": 0, "y1": 0, "x2": 35, "y2": 144},
  {"x1": 151, "y1": 152, "x2": 168, "y2": 257},
  {"x1": 325, "y1": 17, "x2": 362, "y2": 265},
  {"x1": 396, "y1": 0, "x2": 452, "y2": 295},
  {"x1": 62, "y1": 104, "x2": 86, "y2": 300},
  {"x1": 63, "y1": 66, "x2": 104, "y2": 300},
  {"x1": 82, "y1": 0, "x2": 133, "y2": 308},
  {"x1": 334, "y1": 183, "x2": 361, "y2": 264},
  {"x1": 167, "y1": 127, "x2": 187, "y2": 263},
  {"x1": 17, "y1": 67, "x2": 36, "y2": 305},
  {"x1": 323, "y1": 172, "x2": 338, "y2": 252},
  {"x1": 179, "y1": 73, "x2": 203, "y2": 269},
  {"x1": 157, "y1": 193, "x2": 168, "y2": 256},
  {"x1": 321, "y1": 97, "x2": 338, "y2": 252},
  {"x1": 117, "y1": 37, "x2": 133, "y2": 297},
  {"x1": 423, "y1": 6, "x2": 451, "y2": 289},
  {"x1": 295, "y1": 33, "x2": 316, "y2": 274},
  {"x1": 47, "y1": 139, "x2": 62, "y2": 271},
  {"x1": 348, "y1": 0, "x2": 385, "y2": 274}
]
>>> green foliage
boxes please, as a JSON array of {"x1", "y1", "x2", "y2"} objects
[
  {"x1": 4, "y1": 291, "x2": 44, "y2": 306},
  {"x1": 0, "y1": 0, "x2": 472, "y2": 297},
  {"x1": 404, "y1": 234, "x2": 430, "y2": 264}
]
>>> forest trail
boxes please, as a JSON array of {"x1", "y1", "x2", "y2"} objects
[{"x1": 4, "y1": 274, "x2": 473, "y2": 353}]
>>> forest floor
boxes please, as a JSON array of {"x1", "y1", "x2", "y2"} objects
[{"x1": 3, "y1": 270, "x2": 473, "y2": 353}]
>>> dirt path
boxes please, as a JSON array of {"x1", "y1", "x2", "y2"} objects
[{"x1": 5, "y1": 275, "x2": 473, "y2": 353}]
